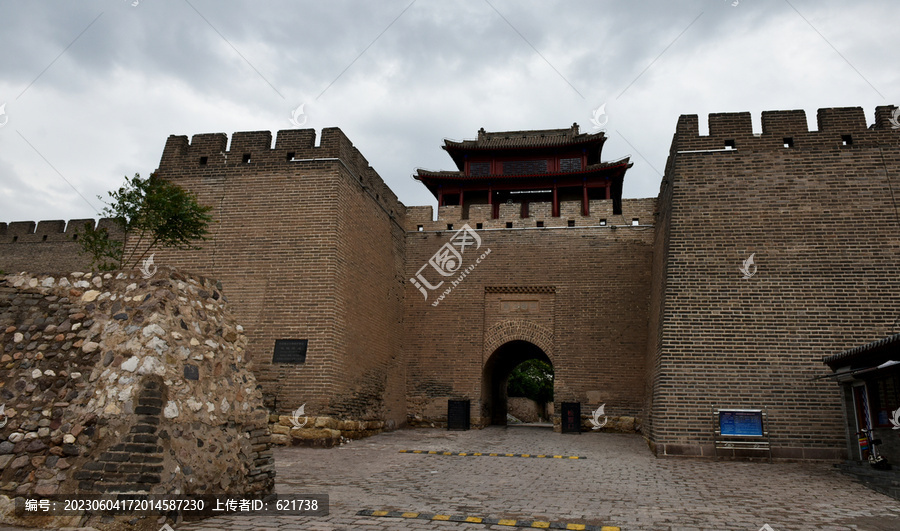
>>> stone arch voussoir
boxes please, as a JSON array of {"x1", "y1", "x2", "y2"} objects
[{"x1": 483, "y1": 320, "x2": 554, "y2": 363}]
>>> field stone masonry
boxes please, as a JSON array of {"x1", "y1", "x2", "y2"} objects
[{"x1": 0, "y1": 269, "x2": 274, "y2": 528}]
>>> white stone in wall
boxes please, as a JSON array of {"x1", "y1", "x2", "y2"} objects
[
  {"x1": 146, "y1": 336, "x2": 168, "y2": 354},
  {"x1": 117, "y1": 385, "x2": 133, "y2": 402},
  {"x1": 82, "y1": 342, "x2": 100, "y2": 353},
  {"x1": 138, "y1": 356, "x2": 165, "y2": 376},
  {"x1": 121, "y1": 356, "x2": 139, "y2": 372},
  {"x1": 187, "y1": 397, "x2": 203, "y2": 412},
  {"x1": 142, "y1": 323, "x2": 165, "y2": 337},
  {"x1": 81, "y1": 290, "x2": 100, "y2": 302},
  {"x1": 164, "y1": 401, "x2": 179, "y2": 419}
]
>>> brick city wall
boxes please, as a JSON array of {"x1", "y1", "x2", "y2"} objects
[
  {"x1": 148, "y1": 128, "x2": 407, "y2": 428},
  {"x1": 646, "y1": 105, "x2": 900, "y2": 459},
  {"x1": 403, "y1": 198, "x2": 656, "y2": 428},
  {"x1": 0, "y1": 219, "x2": 121, "y2": 274}
]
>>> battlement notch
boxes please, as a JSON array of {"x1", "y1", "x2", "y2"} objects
[
  {"x1": 672, "y1": 105, "x2": 899, "y2": 153},
  {"x1": 1, "y1": 218, "x2": 121, "y2": 244}
]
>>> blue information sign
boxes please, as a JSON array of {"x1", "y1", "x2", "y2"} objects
[{"x1": 718, "y1": 409, "x2": 763, "y2": 437}]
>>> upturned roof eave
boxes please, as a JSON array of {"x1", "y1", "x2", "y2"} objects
[
  {"x1": 414, "y1": 159, "x2": 631, "y2": 183},
  {"x1": 823, "y1": 332, "x2": 900, "y2": 367}
]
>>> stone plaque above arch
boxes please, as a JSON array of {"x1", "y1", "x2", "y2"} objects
[{"x1": 484, "y1": 287, "x2": 555, "y2": 361}]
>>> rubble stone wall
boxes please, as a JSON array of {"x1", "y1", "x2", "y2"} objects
[{"x1": 0, "y1": 269, "x2": 274, "y2": 527}]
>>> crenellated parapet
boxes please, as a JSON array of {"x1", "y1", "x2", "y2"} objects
[
  {"x1": 405, "y1": 198, "x2": 656, "y2": 232},
  {"x1": 672, "y1": 105, "x2": 899, "y2": 153},
  {"x1": 0, "y1": 218, "x2": 121, "y2": 244},
  {"x1": 157, "y1": 127, "x2": 403, "y2": 217},
  {"x1": 0, "y1": 218, "x2": 121, "y2": 274}
]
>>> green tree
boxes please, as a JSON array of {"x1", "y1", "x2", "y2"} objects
[
  {"x1": 78, "y1": 173, "x2": 213, "y2": 271},
  {"x1": 507, "y1": 359, "x2": 554, "y2": 403}
]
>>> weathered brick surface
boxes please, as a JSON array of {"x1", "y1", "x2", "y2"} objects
[
  {"x1": 148, "y1": 128, "x2": 408, "y2": 427},
  {"x1": 0, "y1": 219, "x2": 121, "y2": 274},
  {"x1": 646, "y1": 105, "x2": 900, "y2": 458},
  {"x1": 404, "y1": 198, "x2": 656, "y2": 427}
]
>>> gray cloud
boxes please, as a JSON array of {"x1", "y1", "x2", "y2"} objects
[{"x1": 0, "y1": 0, "x2": 896, "y2": 224}]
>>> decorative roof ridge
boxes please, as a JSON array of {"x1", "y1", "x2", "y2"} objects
[
  {"x1": 442, "y1": 123, "x2": 605, "y2": 150},
  {"x1": 823, "y1": 332, "x2": 900, "y2": 365}
]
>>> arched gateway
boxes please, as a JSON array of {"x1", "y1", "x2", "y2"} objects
[
  {"x1": 482, "y1": 320, "x2": 554, "y2": 426},
  {"x1": 483, "y1": 340, "x2": 552, "y2": 425}
]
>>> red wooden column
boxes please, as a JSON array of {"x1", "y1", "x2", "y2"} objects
[
  {"x1": 489, "y1": 185, "x2": 497, "y2": 219},
  {"x1": 459, "y1": 189, "x2": 465, "y2": 218},
  {"x1": 582, "y1": 180, "x2": 589, "y2": 216},
  {"x1": 438, "y1": 188, "x2": 443, "y2": 207},
  {"x1": 605, "y1": 182, "x2": 611, "y2": 200},
  {"x1": 552, "y1": 183, "x2": 559, "y2": 217}
]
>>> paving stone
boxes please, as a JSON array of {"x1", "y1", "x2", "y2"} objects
[
  {"x1": 5, "y1": 427, "x2": 900, "y2": 530},
  {"x1": 175, "y1": 427, "x2": 900, "y2": 530}
]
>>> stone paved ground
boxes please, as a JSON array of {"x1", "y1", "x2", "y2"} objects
[
  {"x1": 177, "y1": 426, "x2": 900, "y2": 531},
  {"x1": 5, "y1": 426, "x2": 900, "y2": 530}
]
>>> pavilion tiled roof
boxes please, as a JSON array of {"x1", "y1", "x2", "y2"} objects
[
  {"x1": 415, "y1": 158, "x2": 631, "y2": 182},
  {"x1": 443, "y1": 123, "x2": 605, "y2": 151}
]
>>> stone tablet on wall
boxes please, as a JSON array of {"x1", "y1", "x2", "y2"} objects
[{"x1": 273, "y1": 339, "x2": 308, "y2": 364}]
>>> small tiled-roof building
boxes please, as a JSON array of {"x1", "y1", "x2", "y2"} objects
[
  {"x1": 415, "y1": 123, "x2": 632, "y2": 219},
  {"x1": 824, "y1": 334, "x2": 900, "y2": 463}
]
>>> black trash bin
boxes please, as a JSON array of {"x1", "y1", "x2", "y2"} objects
[
  {"x1": 561, "y1": 402, "x2": 581, "y2": 433},
  {"x1": 447, "y1": 399, "x2": 470, "y2": 430}
]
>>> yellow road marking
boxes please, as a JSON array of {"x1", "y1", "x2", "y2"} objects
[
  {"x1": 505, "y1": 453, "x2": 515, "y2": 456},
  {"x1": 553, "y1": 455, "x2": 563, "y2": 459},
  {"x1": 473, "y1": 452, "x2": 483, "y2": 455},
  {"x1": 459, "y1": 452, "x2": 467, "y2": 456},
  {"x1": 569, "y1": 456, "x2": 580, "y2": 459},
  {"x1": 521, "y1": 453, "x2": 531, "y2": 457},
  {"x1": 363, "y1": 509, "x2": 616, "y2": 530},
  {"x1": 443, "y1": 451, "x2": 452, "y2": 455}
]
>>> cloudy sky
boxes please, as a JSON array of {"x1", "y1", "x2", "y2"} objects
[{"x1": 0, "y1": 0, "x2": 896, "y2": 224}]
